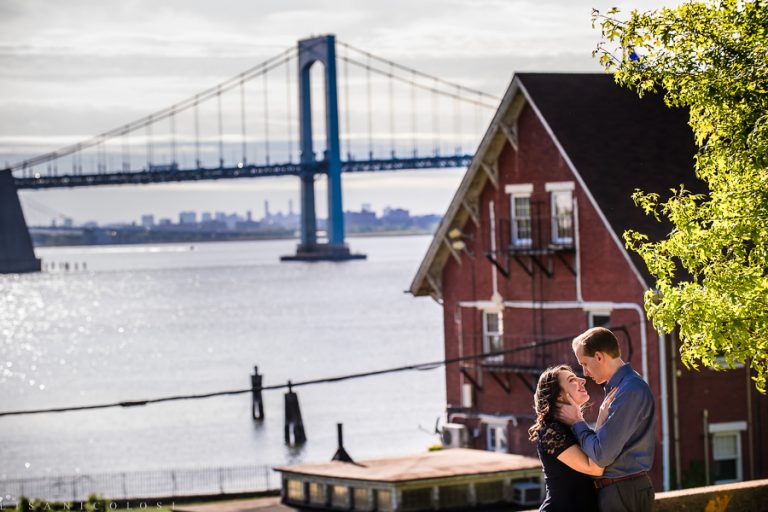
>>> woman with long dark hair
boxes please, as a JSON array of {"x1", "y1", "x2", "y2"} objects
[{"x1": 529, "y1": 364, "x2": 609, "y2": 512}]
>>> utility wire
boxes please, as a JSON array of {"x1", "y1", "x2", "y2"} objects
[{"x1": 0, "y1": 328, "x2": 634, "y2": 418}]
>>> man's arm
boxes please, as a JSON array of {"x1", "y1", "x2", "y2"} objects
[{"x1": 556, "y1": 384, "x2": 652, "y2": 468}]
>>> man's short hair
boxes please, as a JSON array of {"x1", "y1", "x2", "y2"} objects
[{"x1": 573, "y1": 327, "x2": 620, "y2": 358}]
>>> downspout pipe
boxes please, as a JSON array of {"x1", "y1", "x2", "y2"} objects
[
  {"x1": 489, "y1": 200, "x2": 499, "y2": 300},
  {"x1": 659, "y1": 332, "x2": 670, "y2": 491}
]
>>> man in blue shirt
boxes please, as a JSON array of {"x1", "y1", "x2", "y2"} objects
[{"x1": 556, "y1": 327, "x2": 655, "y2": 512}]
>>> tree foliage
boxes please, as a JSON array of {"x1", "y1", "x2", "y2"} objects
[{"x1": 593, "y1": 0, "x2": 768, "y2": 392}]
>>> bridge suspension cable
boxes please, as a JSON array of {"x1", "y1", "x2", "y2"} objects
[
  {"x1": 217, "y1": 87, "x2": 224, "y2": 168},
  {"x1": 240, "y1": 79, "x2": 247, "y2": 165},
  {"x1": 263, "y1": 71, "x2": 271, "y2": 165},
  {"x1": 19, "y1": 195, "x2": 71, "y2": 223},
  {"x1": 366, "y1": 54, "x2": 373, "y2": 160},
  {"x1": 8, "y1": 47, "x2": 298, "y2": 173},
  {"x1": 389, "y1": 62, "x2": 395, "y2": 157},
  {"x1": 411, "y1": 70, "x2": 417, "y2": 157},
  {"x1": 342, "y1": 44, "x2": 352, "y2": 161},
  {"x1": 337, "y1": 40, "x2": 500, "y2": 102},
  {"x1": 338, "y1": 54, "x2": 497, "y2": 109},
  {"x1": 285, "y1": 57, "x2": 294, "y2": 163},
  {"x1": 336, "y1": 50, "x2": 497, "y2": 160},
  {"x1": 433, "y1": 77, "x2": 439, "y2": 156},
  {"x1": 8, "y1": 36, "x2": 496, "y2": 183}
]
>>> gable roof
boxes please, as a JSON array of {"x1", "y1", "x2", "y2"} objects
[{"x1": 410, "y1": 73, "x2": 701, "y2": 299}]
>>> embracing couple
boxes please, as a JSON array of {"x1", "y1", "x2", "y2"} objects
[{"x1": 529, "y1": 327, "x2": 656, "y2": 512}]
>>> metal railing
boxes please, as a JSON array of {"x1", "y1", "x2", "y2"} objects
[{"x1": 0, "y1": 464, "x2": 279, "y2": 505}]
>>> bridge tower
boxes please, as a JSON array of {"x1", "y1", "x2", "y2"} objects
[
  {"x1": 0, "y1": 169, "x2": 41, "y2": 273},
  {"x1": 281, "y1": 35, "x2": 365, "y2": 261}
]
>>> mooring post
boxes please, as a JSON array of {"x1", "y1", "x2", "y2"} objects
[
  {"x1": 251, "y1": 366, "x2": 264, "y2": 421},
  {"x1": 284, "y1": 380, "x2": 307, "y2": 445}
]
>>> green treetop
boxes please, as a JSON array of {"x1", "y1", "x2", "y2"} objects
[{"x1": 593, "y1": 0, "x2": 768, "y2": 392}]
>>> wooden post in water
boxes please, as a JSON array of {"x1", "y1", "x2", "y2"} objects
[
  {"x1": 251, "y1": 366, "x2": 264, "y2": 421},
  {"x1": 284, "y1": 381, "x2": 306, "y2": 444}
]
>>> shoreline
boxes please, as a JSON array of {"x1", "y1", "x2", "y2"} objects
[{"x1": 32, "y1": 230, "x2": 435, "y2": 250}]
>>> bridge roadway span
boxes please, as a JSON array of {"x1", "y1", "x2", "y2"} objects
[{"x1": 13, "y1": 155, "x2": 472, "y2": 190}]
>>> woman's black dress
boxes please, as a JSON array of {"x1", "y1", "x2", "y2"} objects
[{"x1": 536, "y1": 420, "x2": 598, "y2": 512}]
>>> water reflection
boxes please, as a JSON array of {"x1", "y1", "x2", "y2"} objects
[{"x1": 0, "y1": 237, "x2": 446, "y2": 477}]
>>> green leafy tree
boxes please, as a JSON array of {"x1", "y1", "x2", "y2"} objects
[{"x1": 593, "y1": 0, "x2": 768, "y2": 392}]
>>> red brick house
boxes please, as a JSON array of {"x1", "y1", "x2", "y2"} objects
[{"x1": 409, "y1": 73, "x2": 768, "y2": 491}]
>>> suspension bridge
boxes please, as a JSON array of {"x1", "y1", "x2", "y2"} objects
[{"x1": 0, "y1": 34, "x2": 499, "y2": 272}]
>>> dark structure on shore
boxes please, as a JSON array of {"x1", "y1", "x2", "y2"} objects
[{"x1": 0, "y1": 170, "x2": 40, "y2": 273}]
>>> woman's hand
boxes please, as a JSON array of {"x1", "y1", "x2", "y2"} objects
[{"x1": 595, "y1": 387, "x2": 618, "y2": 430}]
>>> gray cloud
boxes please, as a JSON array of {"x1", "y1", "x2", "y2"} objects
[{"x1": 2, "y1": 0, "x2": 683, "y2": 224}]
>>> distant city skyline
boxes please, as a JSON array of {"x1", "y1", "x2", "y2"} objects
[
  {"x1": 2, "y1": 0, "x2": 685, "y2": 225},
  {"x1": 37, "y1": 196, "x2": 435, "y2": 228}
]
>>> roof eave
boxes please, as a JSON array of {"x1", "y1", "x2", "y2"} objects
[{"x1": 409, "y1": 76, "x2": 526, "y2": 299}]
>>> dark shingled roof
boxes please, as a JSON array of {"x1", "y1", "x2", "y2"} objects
[{"x1": 517, "y1": 73, "x2": 705, "y2": 285}]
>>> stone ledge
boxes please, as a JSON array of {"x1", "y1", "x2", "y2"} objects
[
  {"x1": 520, "y1": 479, "x2": 768, "y2": 512},
  {"x1": 654, "y1": 479, "x2": 768, "y2": 511}
]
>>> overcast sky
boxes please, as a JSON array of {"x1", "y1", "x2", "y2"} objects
[{"x1": 0, "y1": 0, "x2": 682, "y2": 225}]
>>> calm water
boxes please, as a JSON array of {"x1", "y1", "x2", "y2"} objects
[{"x1": 0, "y1": 236, "x2": 446, "y2": 479}]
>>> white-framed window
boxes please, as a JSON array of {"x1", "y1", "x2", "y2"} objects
[
  {"x1": 545, "y1": 182, "x2": 574, "y2": 246},
  {"x1": 588, "y1": 311, "x2": 611, "y2": 329},
  {"x1": 483, "y1": 310, "x2": 503, "y2": 363},
  {"x1": 486, "y1": 424, "x2": 508, "y2": 453},
  {"x1": 709, "y1": 421, "x2": 746, "y2": 484},
  {"x1": 506, "y1": 184, "x2": 533, "y2": 247}
]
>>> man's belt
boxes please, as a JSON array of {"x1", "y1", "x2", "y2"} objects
[{"x1": 594, "y1": 471, "x2": 649, "y2": 490}]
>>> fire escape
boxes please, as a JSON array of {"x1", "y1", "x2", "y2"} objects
[{"x1": 475, "y1": 199, "x2": 579, "y2": 393}]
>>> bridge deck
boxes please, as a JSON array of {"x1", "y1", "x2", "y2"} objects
[{"x1": 13, "y1": 155, "x2": 472, "y2": 189}]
